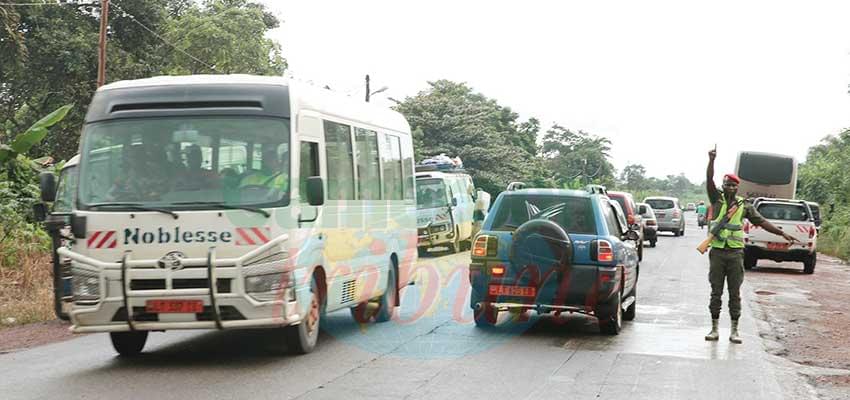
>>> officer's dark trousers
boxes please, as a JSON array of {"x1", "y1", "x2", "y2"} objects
[{"x1": 708, "y1": 248, "x2": 745, "y2": 320}]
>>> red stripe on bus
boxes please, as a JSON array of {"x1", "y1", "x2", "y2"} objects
[{"x1": 87, "y1": 231, "x2": 102, "y2": 248}]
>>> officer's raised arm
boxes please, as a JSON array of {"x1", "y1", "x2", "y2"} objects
[{"x1": 706, "y1": 147, "x2": 719, "y2": 201}]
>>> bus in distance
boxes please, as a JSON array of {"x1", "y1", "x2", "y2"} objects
[{"x1": 734, "y1": 151, "x2": 797, "y2": 200}]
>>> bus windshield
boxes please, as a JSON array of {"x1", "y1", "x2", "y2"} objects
[
  {"x1": 738, "y1": 153, "x2": 794, "y2": 185},
  {"x1": 416, "y1": 178, "x2": 448, "y2": 209},
  {"x1": 53, "y1": 165, "x2": 77, "y2": 213},
  {"x1": 78, "y1": 117, "x2": 291, "y2": 209}
]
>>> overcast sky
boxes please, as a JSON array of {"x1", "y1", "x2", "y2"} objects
[{"x1": 261, "y1": 0, "x2": 850, "y2": 184}]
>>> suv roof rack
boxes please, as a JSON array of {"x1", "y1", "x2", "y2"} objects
[
  {"x1": 415, "y1": 164, "x2": 467, "y2": 173},
  {"x1": 506, "y1": 181, "x2": 526, "y2": 191},
  {"x1": 586, "y1": 184, "x2": 608, "y2": 195}
]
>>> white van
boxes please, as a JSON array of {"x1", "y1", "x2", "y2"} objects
[
  {"x1": 415, "y1": 169, "x2": 486, "y2": 254},
  {"x1": 51, "y1": 75, "x2": 417, "y2": 356}
]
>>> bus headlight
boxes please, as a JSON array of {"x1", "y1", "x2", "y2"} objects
[
  {"x1": 431, "y1": 224, "x2": 449, "y2": 233},
  {"x1": 245, "y1": 273, "x2": 289, "y2": 293},
  {"x1": 71, "y1": 268, "x2": 100, "y2": 303}
]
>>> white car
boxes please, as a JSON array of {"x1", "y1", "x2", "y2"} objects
[{"x1": 744, "y1": 198, "x2": 818, "y2": 274}]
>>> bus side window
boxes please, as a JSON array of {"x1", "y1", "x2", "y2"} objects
[
  {"x1": 379, "y1": 133, "x2": 403, "y2": 200},
  {"x1": 300, "y1": 141, "x2": 320, "y2": 204},
  {"x1": 324, "y1": 120, "x2": 355, "y2": 200}
]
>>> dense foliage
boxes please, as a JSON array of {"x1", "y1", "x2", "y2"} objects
[
  {"x1": 797, "y1": 129, "x2": 850, "y2": 260},
  {"x1": 0, "y1": 0, "x2": 285, "y2": 162}
]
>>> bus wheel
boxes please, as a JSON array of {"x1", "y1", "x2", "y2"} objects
[
  {"x1": 285, "y1": 276, "x2": 322, "y2": 354},
  {"x1": 110, "y1": 331, "x2": 148, "y2": 357},
  {"x1": 375, "y1": 264, "x2": 397, "y2": 323},
  {"x1": 450, "y1": 230, "x2": 461, "y2": 253}
]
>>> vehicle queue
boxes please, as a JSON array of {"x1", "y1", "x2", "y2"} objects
[{"x1": 33, "y1": 74, "x2": 820, "y2": 357}]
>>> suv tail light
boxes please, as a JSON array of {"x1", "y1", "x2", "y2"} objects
[
  {"x1": 809, "y1": 226, "x2": 815, "y2": 239},
  {"x1": 743, "y1": 222, "x2": 750, "y2": 234},
  {"x1": 592, "y1": 240, "x2": 614, "y2": 262},
  {"x1": 646, "y1": 220, "x2": 656, "y2": 226},
  {"x1": 472, "y1": 235, "x2": 498, "y2": 258},
  {"x1": 673, "y1": 210, "x2": 681, "y2": 218}
]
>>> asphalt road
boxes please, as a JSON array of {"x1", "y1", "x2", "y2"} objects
[{"x1": 0, "y1": 214, "x2": 815, "y2": 399}]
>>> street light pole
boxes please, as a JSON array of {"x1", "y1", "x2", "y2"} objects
[
  {"x1": 365, "y1": 74, "x2": 370, "y2": 102},
  {"x1": 97, "y1": 0, "x2": 110, "y2": 88}
]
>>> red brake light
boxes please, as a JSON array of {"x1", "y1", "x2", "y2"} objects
[
  {"x1": 673, "y1": 210, "x2": 680, "y2": 218},
  {"x1": 598, "y1": 240, "x2": 614, "y2": 262},
  {"x1": 743, "y1": 222, "x2": 750, "y2": 234},
  {"x1": 490, "y1": 265, "x2": 505, "y2": 276},
  {"x1": 809, "y1": 226, "x2": 815, "y2": 239},
  {"x1": 646, "y1": 220, "x2": 656, "y2": 226},
  {"x1": 472, "y1": 236, "x2": 488, "y2": 257}
]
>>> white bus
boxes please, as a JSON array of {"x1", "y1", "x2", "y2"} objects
[
  {"x1": 734, "y1": 151, "x2": 797, "y2": 200},
  {"x1": 51, "y1": 75, "x2": 417, "y2": 356}
]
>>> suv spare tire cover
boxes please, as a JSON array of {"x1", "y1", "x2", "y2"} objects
[{"x1": 510, "y1": 219, "x2": 573, "y2": 273}]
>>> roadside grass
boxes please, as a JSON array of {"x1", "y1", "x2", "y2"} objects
[
  {"x1": 819, "y1": 231, "x2": 849, "y2": 262},
  {"x1": 0, "y1": 226, "x2": 54, "y2": 328}
]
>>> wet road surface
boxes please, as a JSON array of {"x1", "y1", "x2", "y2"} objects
[{"x1": 0, "y1": 214, "x2": 815, "y2": 399}]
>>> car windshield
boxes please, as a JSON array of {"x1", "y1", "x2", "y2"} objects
[
  {"x1": 53, "y1": 165, "x2": 77, "y2": 213},
  {"x1": 78, "y1": 117, "x2": 291, "y2": 209},
  {"x1": 490, "y1": 195, "x2": 596, "y2": 234},
  {"x1": 416, "y1": 178, "x2": 448, "y2": 209},
  {"x1": 646, "y1": 199, "x2": 674, "y2": 210},
  {"x1": 757, "y1": 203, "x2": 808, "y2": 221}
]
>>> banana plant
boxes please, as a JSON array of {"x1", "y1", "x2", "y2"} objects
[{"x1": 0, "y1": 104, "x2": 72, "y2": 183}]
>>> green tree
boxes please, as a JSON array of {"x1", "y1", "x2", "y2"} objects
[
  {"x1": 395, "y1": 80, "x2": 549, "y2": 195},
  {"x1": 0, "y1": 0, "x2": 286, "y2": 162},
  {"x1": 620, "y1": 163, "x2": 648, "y2": 192},
  {"x1": 540, "y1": 124, "x2": 615, "y2": 188}
]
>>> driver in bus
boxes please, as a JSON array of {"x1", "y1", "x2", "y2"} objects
[{"x1": 239, "y1": 145, "x2": 288, "y2": 199}]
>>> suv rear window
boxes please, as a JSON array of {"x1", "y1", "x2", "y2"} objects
[
  {"x1": 646, "y1": 199, "x2": 674, "y2": 210},
  {"x1": 490, "y1": 195, "x2": 596, "y2": 234},
  {"x1": 757, "y1": 203, "x2": 808, "y2": 221}
]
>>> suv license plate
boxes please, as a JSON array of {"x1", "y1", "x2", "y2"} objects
[
  {"x1": 145, "y1": 299, "x2": 204, "y2": 313},
  {"x1": 767, "y1": 242, "x2": 790, "y2": 251},
  {"x1": 488, "y1": 285, "x2": 536, "y2": 297}
]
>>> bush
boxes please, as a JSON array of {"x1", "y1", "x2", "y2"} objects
[{"x1": 819, "y1": 205, "x2": 850, "y2": 262}]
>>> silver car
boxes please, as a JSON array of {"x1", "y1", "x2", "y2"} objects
[{"x1": 644, "y1": 196, "x2": 685, "y2": 236}]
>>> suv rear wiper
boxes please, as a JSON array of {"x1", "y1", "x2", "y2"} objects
[
  {"x1": 169, "y1": 201, "x2": 270, "y2": 218},
  {"x1": 87, "y1": 202, "x2": 179, "y2": 219}
]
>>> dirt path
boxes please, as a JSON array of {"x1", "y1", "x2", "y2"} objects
[
  {"x1": 0, "y1": 320, "x2": 76, "y2": 354},
  {"x1": 746, "y1": 253, "x2": 850, "y2": 400}
]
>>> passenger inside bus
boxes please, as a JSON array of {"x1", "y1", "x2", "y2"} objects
[{"x1": 174, "y1": 144, "x2": 220, "y2": 191}]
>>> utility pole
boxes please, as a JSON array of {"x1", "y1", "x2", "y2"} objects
[
  {"x1": 365, "y1": 74, "x2": 371, "y2": 102},
  {"x1": 97, "y1": 0, "x2": 110, "y2": 88}
]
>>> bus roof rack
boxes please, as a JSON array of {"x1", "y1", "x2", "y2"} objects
[
  {"x1": 586, "y1": 184, "x2": 608, "y2": 195},
  {"x1": 506, "y1": 182, "x2": 526, "y2": 191}
]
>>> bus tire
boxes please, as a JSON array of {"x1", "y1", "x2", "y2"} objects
[
  {"x1": 375, "y1": 263, "x2": 397, "y2": 323},
  {"x1": 110, "y1": 331, "x2": 148, "y2": 357},
  {"x1": 450, "y1": 230, "x2": 461, "y2": 253},
  {"x1": 286, "y1": 276, "x2": 322, "y2": 354}
]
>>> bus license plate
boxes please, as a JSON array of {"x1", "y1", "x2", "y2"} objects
[
  {"x1": 488, "y1": 285, "x2": 536, "y2": 297},
  {"x1": 146, "y1": 300, "x2": 204, "y2": 313}
]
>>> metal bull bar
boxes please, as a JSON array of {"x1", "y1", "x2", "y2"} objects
[{"x1": 58, "y1": 234, "x2": 289, "y2": 331}]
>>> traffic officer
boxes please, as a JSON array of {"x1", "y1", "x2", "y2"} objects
[{"x1": 704, "y1": 148, "x2": 796, "y2": 343}]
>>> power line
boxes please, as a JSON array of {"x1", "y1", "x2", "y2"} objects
[{"x1": 109, "y1": 2, "x2": 214, "y2": 71}]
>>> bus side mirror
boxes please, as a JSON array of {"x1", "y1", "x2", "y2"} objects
[
  {"x1": 306, "y1": 176, "x2": 324, "y2": 206},
  {"x1": 71, "y1": 214, "x2": 87, "y2": 239},
  {"x1": 32, "y1": 203, "x2": 48, "y2": 222},
  {"x1": 40, "y1": 172, "x2": 57, "y2": 202}
]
